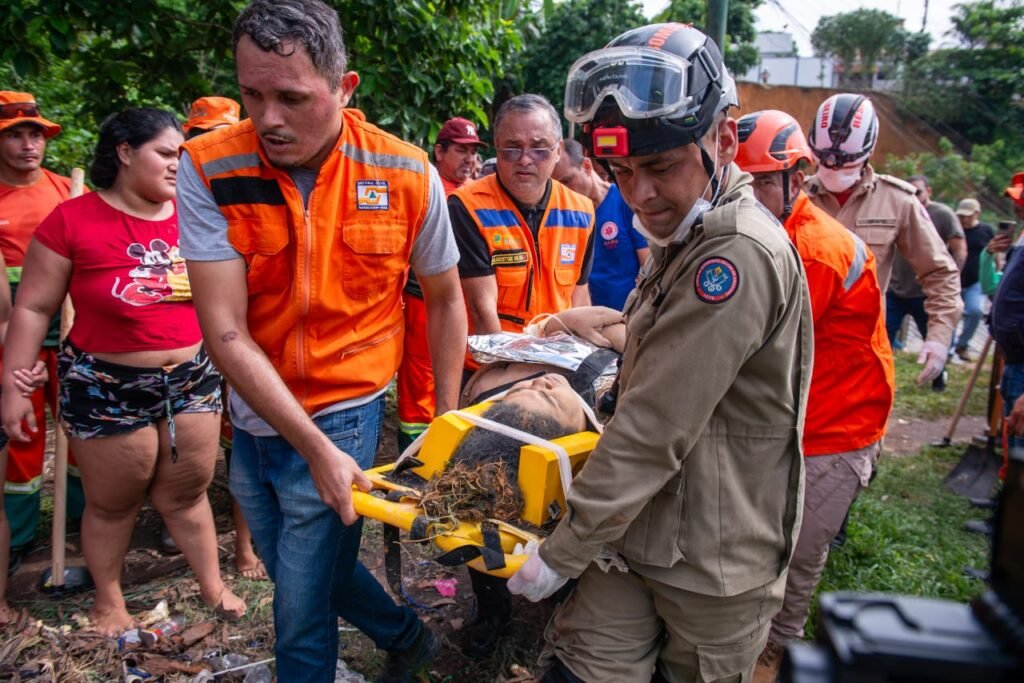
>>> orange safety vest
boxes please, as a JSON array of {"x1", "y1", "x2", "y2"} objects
[
  {"x1": 183, "y1": 109, "x2": 430, "y2": 416},
  {"x1": 786, "y1": 192, "x2": 895, "y2": 456},
  {"x1": 453, "y1": 174, "x2": 594, "y2": 331}
]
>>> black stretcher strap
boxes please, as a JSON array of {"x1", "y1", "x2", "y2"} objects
[{"x1": 433, "y1": 523, "x2": 507, "y2": 571}]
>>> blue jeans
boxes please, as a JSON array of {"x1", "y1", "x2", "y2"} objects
[
  {"x1": 954, "y1": 282, "x2": 986, "y2": 352},
  {"x1": 230, "y1": 397, "x2": 421, "y2": 682},
  {"x1": 1002, "y1": 363, "x2": 1024, "y2": 453},
  {"x1": 885, "y1": 292, "x2": 928, "y2": 349}
]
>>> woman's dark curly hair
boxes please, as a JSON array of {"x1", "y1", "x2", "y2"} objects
[{"x1": 89, "y1": 108, "x2": 181, "y2": 189}]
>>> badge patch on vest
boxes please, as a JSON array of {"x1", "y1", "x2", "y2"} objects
[
  {"x1": 492, "y1": 250, "x2": 529, "y2": 266},
  {"x1": 694, "y1": 257, "x2": 739, "y2": 304},
  {"x1": 560, "y1": 243, "x2": 577, "y2": 264},
  {"x1": 356, "y1": 180, "x2": 389, "y2": 210}
]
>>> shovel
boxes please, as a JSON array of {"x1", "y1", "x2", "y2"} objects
[
  {"x1": 39, "y1": 168, "x2": 92, "y2": 595},
  {"x1": 936, "y1": 335, "x2": 992, "y2": 447},
  {"x1": 944, "y1": 341, "x2": 1005, "y2": 499}
]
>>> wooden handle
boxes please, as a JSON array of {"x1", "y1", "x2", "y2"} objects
[{"x1": 50, "y1": 167, "x2": 84, "y2": 586}]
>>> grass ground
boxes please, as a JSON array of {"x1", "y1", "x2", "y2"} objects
[{"x1": 1, "y1": 347, "x2": 1002, "y2": 681}]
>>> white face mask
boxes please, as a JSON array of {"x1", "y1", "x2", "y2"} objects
[
  {"x1": 816, "y1": 165, "x2": 863, "y2": 193},
  {"x1": 633, "y1": 199, "x2": 711, "y2": 247}
]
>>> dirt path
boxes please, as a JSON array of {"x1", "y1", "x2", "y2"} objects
[{"x1": 884, "y1": 414, "x2": 989, "y2": 455}]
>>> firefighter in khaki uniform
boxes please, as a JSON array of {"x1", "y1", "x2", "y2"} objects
[
  {"x1": 804, "y1": 94, "x2": 962, "y2": 385},
  {"x1": 734, "y1": 110, "x2": 896, "y2": 682},
  {"x1": 508, "y1": 24, "x2": 811, "y2": 683}
]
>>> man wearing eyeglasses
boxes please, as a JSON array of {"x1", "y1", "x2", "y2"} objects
[
  {"x1": 449, "y1": 94, "x2": 595, "y2": 347},
  {"x1": 805, "y1": 94, "x2": 961, "y2": 387},
  {"x1": 0, "y1": 91, "x2": 86, "y2": 569}
]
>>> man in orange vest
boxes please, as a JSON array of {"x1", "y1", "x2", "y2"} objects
[
  {"x1": 0, "y1": 91, "x2": 85, "y2": 568},
  {"x1": 450, "y1": 93, "x2": 595, "y2": 347},
  {"x1": 396, "y1": 117, "x2": 487, "y2": 452},
  {"x1": 177, "y1": 1, "x2": 467, "y2": 681},
  {"x1": 735, "y1": 110, "x2": 896, "y2": 683}
]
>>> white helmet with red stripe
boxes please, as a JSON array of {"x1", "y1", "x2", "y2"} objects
[{"x1": 808, "y1": 94, "x2": 879, "y2": 169}]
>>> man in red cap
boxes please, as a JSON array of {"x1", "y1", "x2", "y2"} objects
[
  {"x1": 395, "y1": 117, "x2": 487, "y2": 451},
  {"x1": 433, "y1": 116, "x2": 488, "y2": 194},
  {"x1": 0, "y1": 91, "x2": 84, "y2": 563}
]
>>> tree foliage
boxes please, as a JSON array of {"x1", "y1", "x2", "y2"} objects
[
  {"x1": 899, "y1": 0, "x2": 1024, "y2": 199},
  {"x1": 811, "y1": 9, "x2": 925, "y2": 86},
  {"x1": 1, "y1": 0, "x2": 525, "y2": 161},
  {"x1": 654, "y1": 0, "x2": 763, "y2": 75},
  {"x1": 517, "y1": 0, "x2": 646, "y2": 121}
]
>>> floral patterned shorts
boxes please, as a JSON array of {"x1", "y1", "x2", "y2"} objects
[{"x1": 58, "y1": 342, "x2": 222, "y2": 452}]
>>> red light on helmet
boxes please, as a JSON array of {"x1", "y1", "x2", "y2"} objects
[{"x1": 592, "y1": 126, "x2": 629, "y2": 158}]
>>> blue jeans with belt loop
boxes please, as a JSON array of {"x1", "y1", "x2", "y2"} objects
[{"x1": 230, "y1": 396, "x2": 421, "y2": 682}]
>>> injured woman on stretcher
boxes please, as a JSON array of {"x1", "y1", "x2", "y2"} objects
[
  {"x1": 368, "y1": 305, "x2": 626, "y2": 658},
  {"x1": 410, "y1": 305, "x2": 626, "y2": 525}
]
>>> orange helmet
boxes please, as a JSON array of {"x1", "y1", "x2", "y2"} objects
[{"x1": 735, "y1": 109, "x2": 813, "y2": 174}]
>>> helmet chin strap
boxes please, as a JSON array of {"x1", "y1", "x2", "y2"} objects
[
  {"x1": 694, "y1": 125, "x2": 724, "y2": 205},
  {"x1": 781, "y1": 168, "x2": 794, "y2": 221}
]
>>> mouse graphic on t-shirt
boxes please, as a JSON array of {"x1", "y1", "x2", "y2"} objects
[{"x1": 112, "y1": 239, "x2": 192, "y2": 306}]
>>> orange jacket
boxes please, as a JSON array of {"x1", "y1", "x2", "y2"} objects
[
  {"x1": 453, "y1": 174, "x2": 594, "y2": 330},
  {"x1": 183, "y1": 109, "x2": 431, "y2": 416},
  {"x1": 786, "y1": 192, "x2": 895, "y2": 455}
]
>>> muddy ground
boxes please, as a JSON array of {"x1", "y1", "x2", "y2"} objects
[{"x1": 1, "y1": 397, "x2": 988, "y2": 682}]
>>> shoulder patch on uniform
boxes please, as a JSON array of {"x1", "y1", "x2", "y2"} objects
[
  {"x1": 877, "y1": 174, "x2": 917, "y2": 195},
  {"x1": 694, "y1": 257, "x2": 739, "y2": 304}
]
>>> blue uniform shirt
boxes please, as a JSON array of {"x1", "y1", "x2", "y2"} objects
[{"x1": 590, "y1": 185, "x2": 646, "y2": 310}]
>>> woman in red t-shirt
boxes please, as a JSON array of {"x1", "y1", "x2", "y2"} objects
[{"x1": 0, "y1": 108, "x2": 246, "y2": 636}]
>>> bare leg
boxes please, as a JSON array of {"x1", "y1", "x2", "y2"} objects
[
  {"x1": 0, "y1": 446, "x2": 11, "y2": 626},
  {"x1": 149, "y1": 413, "x2": 245, "y2": 619},
  {"x1": 73, "y1": 430, "x2": 158, "y2": 636},
  {"x1": 232, "y1": 500, "x2": 264, "y2": 579}
]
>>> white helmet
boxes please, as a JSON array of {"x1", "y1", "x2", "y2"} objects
[{"x1": 808, "y1": 94, "x2": 878, "y2": 169}]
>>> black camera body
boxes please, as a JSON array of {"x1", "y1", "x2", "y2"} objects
[{"x1": 781, "y1": 448, "x2": 1024, "y2": 682}]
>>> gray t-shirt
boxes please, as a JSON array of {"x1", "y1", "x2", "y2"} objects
[
  {"x1": 177, "y1": 150, "x2": 459, "y2": 436},
  {"x1": 888, "y1": 200, "x2": 964, "y2": 299}
]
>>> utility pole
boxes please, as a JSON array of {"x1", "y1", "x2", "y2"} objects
[
  {"x1": 922, "y1": 0, "x2": 929, "y2": 33},
  {"x1": 707, "y1": 0, "x2": 729, "y2": 56}
]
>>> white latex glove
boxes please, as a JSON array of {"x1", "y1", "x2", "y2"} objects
[
  {"x1": 507, "y1": 543, "x2": 568, "y2": 602},
  {"x1": 916, "y1": 340, "x2": 948, "y2": 385}
]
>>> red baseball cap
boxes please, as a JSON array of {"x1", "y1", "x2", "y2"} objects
[
  {"x1": 436, "y1": 117, "x2": 486, "y2": 147},
  {"x1": 1006, "y1": 172, "x2": 1024, "y2": 207},
  {"x1": 0, "y1": 91, "x2": 61, "y2": 138},
  {"x1": 184, "y1": 96, "x2": 241, "y2": 133}
]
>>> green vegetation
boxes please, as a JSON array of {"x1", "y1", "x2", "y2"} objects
[
  {"x1": 890, "y1": 350, "x2": 991, "y2": 421},
  {"x1": 811, "y1": 8, "x2": 926, "y2": 87},
  {"x1": 809, "y1": 446, "x2": 991, "y2": 634}
]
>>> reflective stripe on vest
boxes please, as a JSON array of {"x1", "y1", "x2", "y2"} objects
[
  {"x1": 454, "y1": 176, "x2": 594, "y2": 331},
  {"x1": 182, "y1": 109, "x2": 430, "y2": 415},
  {"x1": 844, "y1": 234, "x2": 868, "y2": 292}
]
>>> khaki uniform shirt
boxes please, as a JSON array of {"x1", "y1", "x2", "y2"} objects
[
  {"x1": 540, "y1": 166, "x2": 811, "y2": 597},
  {"x1": 888, "y1": 201, "x2": 964, "y2": 299},
  {"x1": 805, "y1": 165, "x2": 963, "y2": 347}
]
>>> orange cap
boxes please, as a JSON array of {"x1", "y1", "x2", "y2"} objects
[
  {"x1": 1006, "y1": 172, "x2": 1024, "y2": 206},
  {"x1": 735, "y1": 110, "x2": 813, "y2": 174},
  {"x1": 0, "y1": 91, "x2": 61, "y2": 138},
  {"x1": 183, "y1": 96, "x2": 241, "y2": 133}
]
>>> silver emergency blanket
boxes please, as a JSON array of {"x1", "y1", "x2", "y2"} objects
[{"x1": 468, "y1": 332, "x2": 597, "y2": 371}]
